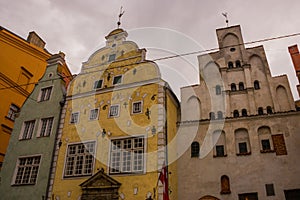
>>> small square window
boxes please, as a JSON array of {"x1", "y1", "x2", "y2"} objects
[
  {"x1": 132, "y1": 101, "x2": 142, "y2": 114},
  {"x1": 238, "y1": 142, "x2": 248, "y2": 154},
  {"x1": 113, "y1": 75, "x2": 122, "y2": 85},
  {"x1": 39, "y1": 86, "x2": 52, "y2": 101},
  {"x1": 261, "y1": 139, "x2": 271, "y2": 151},
  {"x1": 93, "y1": 80, "x2": 103, "y2": 89},
  {"x1": 89, "y1": 109, "x2": 99, "y2": 120},
  {"x1": 216, "y1": 145, "x2": 225, "y2": 157},
  {"x1": 108, "y1": 54, "x2": 116, "y2": 62},
  {"x1": 109, "y1": 105, "x2": 120, "y2": 118},
  {"x1": 70, "y1": 112, "x2": 79, "y2": 124}
]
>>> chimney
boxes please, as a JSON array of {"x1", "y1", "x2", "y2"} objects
[{"x1": 27, "y1": 31, "x2": 46, "y2": 49}]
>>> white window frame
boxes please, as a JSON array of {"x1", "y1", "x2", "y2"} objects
[
  {"x1": 109, "y1": 136, "x2": 145, "y2": 174},
  {"x1": 132, "y1": 101, "x2": 143, "y2": 114},
  {"x1": 112, "y1": 75, "x2": 122, "y2": 85},
  {"x1": 37, "y1": 117, "x2": 54, "y2": 137},
  {"x1": 19, "y1": 120, "x2": 36, "y2": 140},
  {"x1": 93, "y1": 79, "x2": 103, "y2": 89},
  {"x1": 108, "y1": 105, "x2": 120, "y2": 118},
  {"x1": 63, "y1": 141, "x2": 96, "y2": 178},
  {"x1": 70, "y1": 112, "x2": 79, "y2": 124},
  {"x1": 13, "y1": 155, "x2": 41, "y2": 185},
  {"x1": 89, "y1": 108, "x2": 99, "y2": 120},
  {"x1": 7, "y1": 103, "x2": 20, "y2": 121},
  {"x1": 38, "y1": 86, "x2": 53, "y2": 102}
]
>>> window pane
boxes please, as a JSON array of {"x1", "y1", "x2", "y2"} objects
[{"x1": 239, "y1": 142, "x2": 247, "y2": 153}]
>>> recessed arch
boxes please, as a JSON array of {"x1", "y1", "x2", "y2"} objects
[{"x1": 276, "y1": 85, "x2": 290, "y2": 111}]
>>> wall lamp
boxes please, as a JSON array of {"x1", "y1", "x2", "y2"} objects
[{"x1": 151, "y1": 126, "x2": 156, "y2": 135}]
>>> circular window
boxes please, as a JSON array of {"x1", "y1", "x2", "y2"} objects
[
  {"x1": 230, "y1": 47, "x2": 236, "y2": 52},
  {"x1": 48, "y1": 73, "x2": 53, "y2": 78}
]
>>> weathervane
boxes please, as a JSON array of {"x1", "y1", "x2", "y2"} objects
[
  {"x1": 117, "y1": 6, "x2": 125, "y2": 28},
  {"x1": 222, "y1": 12, "x2": 229, "y2": 27}
]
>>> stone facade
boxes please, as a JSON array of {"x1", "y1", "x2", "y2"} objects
[
  {"x1": 0, "y1": 53, "x2": 72, "y2": 199},
  {"x1": 178, "y1": 25, "x2": 300, "y2": 200}
]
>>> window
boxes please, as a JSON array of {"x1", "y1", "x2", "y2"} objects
[
  {"x1": 20, "y1": 120, "x2": 35, "y2": 140},
  {"x1": 272, "y1": 134, "x2": 287, "y2": 155},
  {"x1": 265, "y1": 184, "x2": 275, "y2": 196},
  {"x1": 191, "y1": 142, "x2": 200, "y2": 157},
  {"x1": 38, "y1": 117, "x2": 54, "y2": 137},
  {"x1": 14, "y1": 156, "x2": 41, "y2": 185},
  {"x1": 233, "y1": 110, "x2": 239, "y2": 118},
  {"x1": 64, "y1": 142, "x2": 95, "y2": 177},
  {"x1": 267, "y1": 106, "x2": 273, "y2": 114},
  {"x1": 238, "y1": 142, "x2": 248, "y2": 153},
  {"x1": 93, "y1": 80, "x2": 103, "y2": 89},
  {"x1": 220, "y1": 175, "x2": 231, "y2": 194},
  {"x1": 109, "y1": 105, "x2": 120, "y2": 118},
  {"x1": 70, "y1": 112, "x2": 79, "y2": 124},
  {"x1": 7, "y1": 104, "x2": 20, "y2": 121},
  {"x1": 217, "y1": 111, "x2": 223, "y2": 119},
  {"x1": 89, "y1": 109, "x2": 99, "y2": 120},
  {"x1": 238, "y1": 193, "x2": 258, "y2": 200},
  {"x1": 216, "y1": 85, "x2": 221, "y2": 95},
  {"x1": 209, "y1": 112, "x2": 215, "y2": 120},
  {"x1": 108, "y1": 54, "x2": 116, "y2": 62},
  {"x1": 231, "y1": 83, "x2": 237, "y2": 91},
  {"x1": 239, "y1": 82, "x2": 244, "y2": 90},
  {"x1": 235, "y1": 128, "x2": 251, "y2": 155},
  {"x1": 236, "y1": 60, "x2": 241, "y2": 68},
  {"x1": 110, "y1": 137, "x2": 144, "y2": 174},
  {"x1": 113, "y1": 75, "x2": 122, "y2": 85},
  {"x1": 254, "y1": 80, "x2": 260, "y2": 90},
  {"x1": 132, "y1": 101, "x2": 142, "y2": 114},
  {"x1": 213, "y1": 130, "x2": 226, "y2": 157},
  {"x1": 228, "y1": 62, "x2": 234, "y2": 69},
  {"x1": 258, "y1": 107, "x2": 264, "y2": 115},
  {"x1": 258, "y1": 126, "x2": 274, "y2": 153},
  {"x1": 39, "y1": 86, "x2": 52, "y2": 102},
  {"x1": 242, "y1": 109, "x2": 248, "y2": 116}
]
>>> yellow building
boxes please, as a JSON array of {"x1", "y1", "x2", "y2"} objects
[
  {"x1": 0, "y1": 26, "x2": 51, "y2": 167},
  {"x1": 51, "y1": 28, "x2": 179, "y2": 200}
]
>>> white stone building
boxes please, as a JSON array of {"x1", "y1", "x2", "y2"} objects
[{"x1": 177, "y1": 25, "x2": 300, "y2": 200}]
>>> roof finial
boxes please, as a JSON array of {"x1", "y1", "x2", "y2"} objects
[
  {"x1": 222, "y1": 12, "x2": 229, "y2": 27},
  {"x1": 117, "y1": 6, "x2": 125, "y2": 28}
]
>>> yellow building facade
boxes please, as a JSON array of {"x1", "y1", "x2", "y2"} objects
[
  {"x1": 0, "y1": 26, "x2": 51, "y2": 167},
  {"x1": 51, "y1": 29, "x2": 179, "y2": 200}
]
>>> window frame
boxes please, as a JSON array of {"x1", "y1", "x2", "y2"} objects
[
  {"x1": 38, "y1": 86, "x2": 53, "y2": 102},
  {"x1": 93, "y1": 79, "x2": 103, "y2": 89},
  {"x1": 63, "y1": 141, "x2": 96, "y2": 178},
  {"x1": 19, "y1": 120, "x2": 36, "y2": 140},
  {"x1": 132, "y1": 101, "x2": 143, "y2": 114},
  {"x1": 109, "y1": 136, "x2": 145, "y2": 174},
  {"x1": 13, "y1": 155, "x2": 41, "y2": 185},
  {"x1": 37, "y1": 117, "x2": 54, "y2": 137},
  {"x1": 216, "y1": 85, "x2": 221, "y2": 95},
  {"x1": 108, "y1": 54, "x2": 116, "y2": 62},
  {"x1": 109, "y1": 104, "x2": 120, "y2": 118},
  {"x1": 89, "y1": 108, "x2": 99, "y2": 120},
  {"x1": 191, "y1": 141, "x2": 200, "y2": 158},
  {"x1": 112, "y1": 75, "x2": 122, "y2": 85},
  {"x1": 7, "y1": 103, "x2": 20, "y2": 121},
  {"x1": 70, "y1": 112, "x2": 80, "y2": 124}
]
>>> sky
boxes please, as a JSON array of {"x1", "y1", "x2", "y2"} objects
[{"x1": 1, "y1": 0, "x2": 300, "y2": 100}]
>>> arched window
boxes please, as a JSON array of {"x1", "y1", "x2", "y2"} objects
[
  {"x1": 267, "y1": 106, "x2": 273, "y2": 114},
  {"x1": 258, "y1": 126, "x2": 274, "y2": 153},
  {"x1": 220, "y1": 175, "x2": 231, "y2": 194},
  {"x1": 216, "y1": 85, "x2": 221, "y2": 95},
  {"x1": 239, "y1": 82, "x2": 244, "y2": 90},
  {"x1": 231, "y1": 83, "x2": 237, "y2": 91},
  {"x1": 242, "y1": 109, "x2": 248, "y2": 116},
  {"x1": 228, "y1": 62, "x2": 234, "y2": 69},
  {"x1": 258, "y1": 107, "x2": 264, "y2": 115},
  {"x1": 209, "y1": 112, "x2": 215, "y2": 120},
  {"x1": 233, "y1": 110, "x2": 239, "y2": 118},
  {"x1": 254, "y1": 80, "x2": 260, "y2": 90},
  {"x1": 191, "y1": 142, "x2": 200, "y2": 157},
  {"x1": 217, "y1": 111, "x2": 223, "y2": 119},
  {"x1": 235, "y1": 128, "x2": 251, "y2": 155},
  {"x1": 236, "y1": 60, "x2": 241, "y2": 68}
]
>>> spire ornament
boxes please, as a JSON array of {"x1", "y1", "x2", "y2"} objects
[
  {"x1": 117, "y1": 6, "x2": 125, "y2": 28},
  {"x1": 222, "y1": 12, "x2": 229, "y2": 27}
]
